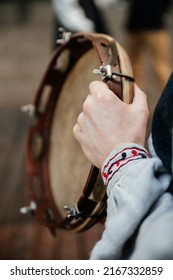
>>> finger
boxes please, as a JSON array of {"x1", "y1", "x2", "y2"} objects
[
  {"x1": 82, "y1": 94, "x2": 93, "y2": 115},
  {"x1": 73, "y1": 123, "x2": 81, "y2": 141},
  {"x1": 89, "y1": 80, "x2": 115, "y2": 98},
  {"x1": 77, "y1": 112, "x2": 85, "y2": 128},
  {"x1": 89, "y1": 80, "x2": 109, "y2": 93},
  {"x1": 89, "y1": 80, "x2": 121, "y2": 104}
]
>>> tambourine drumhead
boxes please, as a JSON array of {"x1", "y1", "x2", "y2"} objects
[
  {"x1": 26, "y1": 32, "x2": 134, "y2": 233},
  {"x1": 49, "y1": 48, "x2": 101, "y2": 218}
]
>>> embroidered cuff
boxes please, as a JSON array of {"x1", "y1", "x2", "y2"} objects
[{"x1": 101, "y1": 144, "x2": 150, "y2": 187}]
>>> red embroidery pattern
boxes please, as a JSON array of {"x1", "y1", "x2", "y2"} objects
[{"x1": 102, "y1": 147, "x2": 149, "y2": 186}]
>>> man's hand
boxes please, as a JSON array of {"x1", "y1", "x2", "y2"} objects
[{"x1": 73, "y1": 81, "x2": 149, "y2": 168}]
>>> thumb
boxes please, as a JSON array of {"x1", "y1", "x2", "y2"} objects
[{"x1": 132, "y1": 84, "x2": 148, "y2": 110}]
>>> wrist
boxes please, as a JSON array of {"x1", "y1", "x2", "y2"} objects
[{"x1": 101, "y1": 143, "x2": 150, "y2": 188}]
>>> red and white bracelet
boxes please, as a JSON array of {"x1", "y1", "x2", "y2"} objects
[{"x1": 102, "y1": 144, "x2": 150, "y2": 187}]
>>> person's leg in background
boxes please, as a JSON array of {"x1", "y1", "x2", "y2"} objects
[
  {"x1": 126, "y1": 32, "x2": 145, "y2": 89},
  {"x1": 146, "y1": 29, "x2": 172, "y2": 92}
]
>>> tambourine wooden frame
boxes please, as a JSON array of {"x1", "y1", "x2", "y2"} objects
[{"x1": 26, "y1": 32, "x2": 134, "y2": 233}]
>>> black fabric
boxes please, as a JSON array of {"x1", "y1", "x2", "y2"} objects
[
  {"x1": 125, "y1": 0, "x2": 172, "y2": 32},
  {"x1": 167, "y1": 178, "x2": 173, "y2": 195},
  {"x1": 152, "y1": 72, "x2": 173, "y2": 174}
]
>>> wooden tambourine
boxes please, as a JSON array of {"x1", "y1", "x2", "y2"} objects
[{"x1": 21, "y1": 32, "x2": 134, "y2": 234}]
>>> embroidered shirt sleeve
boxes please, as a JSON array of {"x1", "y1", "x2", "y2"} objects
[{"x1": 101, "y1": 144, "x2": 150, "y2": 189}]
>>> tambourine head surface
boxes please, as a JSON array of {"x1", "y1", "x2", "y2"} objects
[{"x1": 49, "y1": 48, "x2": 101, "y2": 218}]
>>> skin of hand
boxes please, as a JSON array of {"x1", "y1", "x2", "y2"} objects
[{"x1": 73, "y1": 81, "x2": 149, "y2": 169}]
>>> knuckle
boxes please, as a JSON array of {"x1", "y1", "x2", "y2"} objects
[
  {"x1": 72, "y1": 124, "x2": 79, "y2": 139},
  {"x1": 77, "y1": 112, "x2": 83, "y2": 124},
  {"x1": 89, "y1": 80, "x2": 106, "y2": 93},
  {"x1": 72, "y1": 124, "x2": 77, "y2": 135},
  {"x1": 82, "y1": 95, "x2": 92, "y2": 114},
  {"x1": 82, "y1": 101, "x2": 89, "y2": 113},
  {"x1": 101, "y1": 94, "x2": 116, "y2": 107},
  {"x1": 136, "y1": 106, "x2": 149, "y2": 119}
]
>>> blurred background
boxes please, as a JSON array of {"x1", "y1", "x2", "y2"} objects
[{"x1": 0, "y1": 0, "x2": 173, "y2": 260}]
